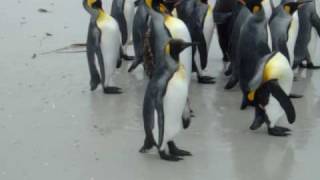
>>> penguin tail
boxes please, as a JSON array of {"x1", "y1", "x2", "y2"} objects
[{"x1": 266, "y1": 80, "x2": 296, "y2": 124}]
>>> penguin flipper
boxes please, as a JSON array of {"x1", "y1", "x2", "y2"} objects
[
  {"x1": 266, "y1": 80, "x2": 296, "y2": 124},
  {"x1": 310, "y1": 12, "x2": 320, "y2": 36},
  {"x1": 155, "y1": 90, "x2": 165, "y2": 149},
  {"x1": 111, "y1": 0, "x2": 128, "y2": 45}
]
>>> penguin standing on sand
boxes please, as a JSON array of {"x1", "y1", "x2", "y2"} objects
[
  {"x1": 83, "y1": 0, "x2": 123, "y2": 94},
  {"x1": 269, "y1": 0, "x2": 305, "y2": 64},
  {"x1": 111, "y1": 0, "x2": 136, "y2": 53},
  {"x1": 176, "y1": 0, "x2": 216, "y2": 84},
  {"x1": 238, "y1": 0, "x2": 296, "y2": 136},
  {"x1": 293, "y1": 0, "x2": 320, "y2": 69},
  {"x1": 139, "y1": 0, "x2": 195, "y2": 161},
  {"x1": 269, "y1": 0, "x2": 311, "y2": 98},
  {"x1": 140, "y1": 39, "x2": 195, "y2": 161}
]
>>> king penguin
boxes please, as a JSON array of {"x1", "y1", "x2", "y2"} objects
[
  {"x1": 141, "y1": 38, "x2": 196, "y2": 161},
  {"x1": 269, "y1": 0, "x2": 311, "y2": 98},
  {"x1": 176, "y1": 0, "x2": 216, "y2": 84},
  {"x1": 238, "y1": 0, "x2": 296, "y2": 136},
  {"x1": 293, "y1": 0, "x2": 320, "y2": 69},
  {"x1": 83, "y1": 0, "x2": 123, "y2": 94}
]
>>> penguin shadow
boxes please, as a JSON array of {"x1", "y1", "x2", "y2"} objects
[{"x1": 211, "y1": 84, "x2": 296, "y2": 180}]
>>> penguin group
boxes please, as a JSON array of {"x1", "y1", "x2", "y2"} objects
[{"x1": 82, "y1": 0, "x2": 320, "y2": 161}]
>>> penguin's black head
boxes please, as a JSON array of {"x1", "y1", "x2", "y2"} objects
[
  {"x1": 282, "y1": 0, "x2": 312, "y2": 15},
  {"x1": 162, "y1": 0, "x2": 180, "y2": 12},
  {"x1": 246, "y1": 0, "x2": 264, "y2": 14},
  {"x1": 91, "y1": 0, "x2": 103, "y2": 9},
  {"x1": 165, "y1": 39, "x2": 197, "y2": 61}
]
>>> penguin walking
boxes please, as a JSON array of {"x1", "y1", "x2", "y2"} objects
[
  {"x1": 176, "y1": 0, "x2": 216, "y2": 84},
  {"x1": 83, "y1": 0, "x2": 123, "y2": 94},
  {"x1": 293, "y1": 0, "x2": 320, "y2": 69},
  {"x1": 111, "y1": 0, "x2": 136, "y2": 53},
  {"x1": 238, "y1": 0, "x2": 296, "y2": 136}
]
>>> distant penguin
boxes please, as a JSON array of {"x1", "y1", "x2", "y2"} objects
[
  {"x1": 176, "y1": 0, "x2": 216, "y2": 84},
  {"x1": 293, "y1": 0, "x2": 320, "y2": 69},
  {"x1": 111, "y1": 0, "x2": 135, "y2": 52},
  {"x1": 269, "y1": 0, "x2": 310, "y2": 98},
  {"x1": 238, "y1": 0, "x2": 296, "y2": 136},
  {"x1": 269, "y1": 0, "x2": 311, "y2": 65},
  {"x1": 83, "y1": 0, "x2": 123, "y2": 94}
]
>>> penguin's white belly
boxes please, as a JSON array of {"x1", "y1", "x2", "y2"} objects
[
  {"x1": 287, "y1": 13, "x2": 299, "y2": 66},
  {"x1": 203, "y1": 6, "x2": 215, "y2": 47},
  {"x1": 153, "y1": 69, "x2": 188, "y2": 149},
  {"x1": 165, "y1": 17, "x2": 192, "y2": 84},
  {"x1": 267, "y1": 25, "x2": 272, "y2": 49},
  {"x1": 265, "y1": 53, "x2": 293, "y2": 127},
  {"x1": 124, "y1": 0, "x2": 135, "y2": 42},
  {"x1": 99, "y1": 18, "x2": 121, "y2": 86}
]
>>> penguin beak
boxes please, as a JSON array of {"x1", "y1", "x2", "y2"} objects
[{"x1": 248, "y1": 91, "x2": 256, "y2": 102}]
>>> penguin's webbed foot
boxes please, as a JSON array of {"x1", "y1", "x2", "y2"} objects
[
  {"x1": 299, "y1": 62, "x2": 320, "y2": 70},
  {"x1": 268, "y1": 126, "x2": 291, "y2": 137},
  {"x1": 250, "y1": 116, "x2": 265, "y2": 131},
  {"x1": 139, "y1": 138, "x2": 154, "y2": 153},
  {"x1": 289, "y1": 93, "x2": 303, "y2": 99},
  {"x1": 168, "y1": 141, "x2": 192, "y2": 157},
  {"x1": 198, "y1": 76, "x2": 216, "y2": 84},
  {"x1": 90, "y1": 74, "x2": 101, "y2": 91},
  {"x1": 224, "y1": 77, "x2": 238, "y2": 90},
  {"x1": 103, "y1": 87, "x2": 122, "y2": 94},
  {"x1": 159, "y1": 151, "x2": 183, "y2": 161}
]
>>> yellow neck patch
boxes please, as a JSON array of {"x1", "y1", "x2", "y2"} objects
[
  {"x1": 145, "y1": 0, "x2": 152, "y2": 8},
  {"x1": 96, "y1": 9, "x2": 110, "y2": 27},
  {"x1": 87, "y1": 0, "x2": 96, "y2": 7},
  {"x1": 253, "y1": 5, "x2": 261, "y2": 14},
  {"x1": 165, "y1": 43, "x2": 171, "y2": 55},
  {"x1": 248, "y1": 91, "x2": 256, "y2": 101},
  {"x1": 159, "y1": 3, "x2": 168, "y2": 13},
  {"x1": 284, "y1": 5, "x2": 291, "y2": 14},
  {"x1": 177, "y1": 64, "x2": 186, "y2": 79}
]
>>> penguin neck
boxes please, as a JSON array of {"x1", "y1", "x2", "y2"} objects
[
  {"x1": 252, "y1": 8, "x2": 266, "y2": 22},
  {"x1": 96, "y1": 9, "x2": 111, "y2": 26}
]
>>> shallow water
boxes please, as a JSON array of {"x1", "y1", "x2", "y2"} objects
[{"x1": 0, "y1": 0, "x2": 320, "y2": 180}]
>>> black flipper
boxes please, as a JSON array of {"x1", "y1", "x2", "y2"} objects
[
  {"x1": 111, "y1": 0, "x2": 128, "y2": 45},
  {"x1": 266, "y1": 80, "x2": 296, "y2": 124},
  {"x1": 155, "y1": 90, "x2": 165, "y2": 149}
]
